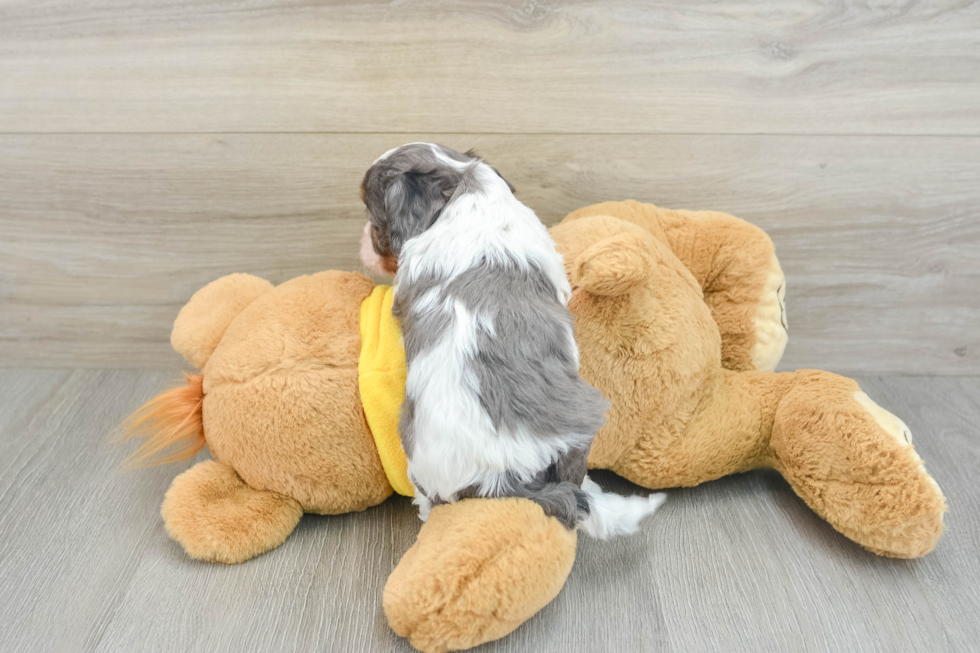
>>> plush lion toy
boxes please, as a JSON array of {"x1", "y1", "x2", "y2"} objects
[{"x1": 122, "y1": 201, "x2": 946, "y2": 653}]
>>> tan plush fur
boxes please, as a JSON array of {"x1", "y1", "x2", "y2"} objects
[
  {"x1": 565, "y1": 200, "x2": 786, "y2": 372},
  {"x1": 122, "y1": 201, "x2": 946, "y2": 652},
  {"x1": 162, "y1": 459, "x2": 303, "y2": 564},
  {"x1": 200, "y1": 271, "x2": 392, "y2": 515},
  {"x1": 171, "y1": 273, "x2": 274, "y2": 369},
  {"x1": 551, "y1": 211, "x2": 945, "y2": 559},
  {"x1": 383, "y1": 499, "x2": 577, "y2": 653},
  {"x1": 147, "y1": 270, "x2": 395, "y2": 567}
]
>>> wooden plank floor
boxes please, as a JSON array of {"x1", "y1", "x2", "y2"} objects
[{"x1": 1, "y1": 369, "x2": 977, "y2": 652}]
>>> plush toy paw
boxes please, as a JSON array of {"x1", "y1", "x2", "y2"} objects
[
  {"x1": 383, "y1": 498, "x2": 578, "y2": 653},
  {"x1": 171, "y1": 273, "x2": 274, "y2": 369},
  {"x1": 771, "y1": 371, "x2": 946, "y2": 558},
  {"x1": 161, "y1": 460, "x2": 303, "y2": 564},
  {"x1": 749, "y1": 253, "x2": 788, "y2": 372}
]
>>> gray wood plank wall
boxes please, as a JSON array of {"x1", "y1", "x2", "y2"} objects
[{"x1": 1, "y1": 1, "x2": 978, "y2": 374}]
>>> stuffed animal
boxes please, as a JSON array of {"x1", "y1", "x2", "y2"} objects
[{"x1": 122, "y1": 201, "x2": 946, "y2": 653}]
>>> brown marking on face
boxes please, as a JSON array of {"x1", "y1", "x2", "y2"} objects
[
  {"x1": 380, "y1": 254, "x2": 398, "y2": 275},
  {"x1": 373, "y1": 228, "x2": 398, "y2": 274},
  {"x1": 370, "y1": 222, "x2": 394, "y2": 265}
]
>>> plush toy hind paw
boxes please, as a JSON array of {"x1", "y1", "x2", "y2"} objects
[
  {"x1": 771, "y1": 372, "x2": 946, "y2": 558},
  {"x1": 161, "y1": 460, "x2": 303, "y2": 564},
  {"x1": 383, "y1": 498, "x2": 577, "y2": 653}
]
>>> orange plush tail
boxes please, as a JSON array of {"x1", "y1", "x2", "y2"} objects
[{"x1": 118, "y1": 373, "x2": 206, "y2": 468}]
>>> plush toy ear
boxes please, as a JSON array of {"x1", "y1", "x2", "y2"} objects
[{"x1": 571, "y1": 231, "x2": 655, "y2": 296}]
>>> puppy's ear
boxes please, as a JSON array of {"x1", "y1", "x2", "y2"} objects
[
  {"x1": 490, "y1": 165, "x2": 516, "y2": 193},
  {"x1": 571, "y1": 232, "x2": 655, "y2": 296},
  {"x1": 384, "y1": 169, "x2": 458, "y2": 255},
  {"x1": 466, "y1": 149, "x2": 515, "y2": 194}
]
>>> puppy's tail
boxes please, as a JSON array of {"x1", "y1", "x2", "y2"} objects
[{"x1": 576, "y1": 475, "x2": 666, "y2": 540}]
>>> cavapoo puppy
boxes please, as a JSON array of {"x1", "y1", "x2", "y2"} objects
[{"x1": 360, "y1": 142, "x2": 664, "y2": 538}]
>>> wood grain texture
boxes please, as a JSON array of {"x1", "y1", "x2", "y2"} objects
[
  {"x1": 1, "y1": 0, "x2": 979, "y2": 134},
  {"x1": 1, "y1": 133, "x2": 977, "y2": 373},
  {"x1": 0, "y1": 370, "x2": 977, "y2": 652}
]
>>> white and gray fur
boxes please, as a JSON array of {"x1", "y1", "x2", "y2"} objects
[{"x1": 360, "y1": 143, "x2": 664, "y2": 537}]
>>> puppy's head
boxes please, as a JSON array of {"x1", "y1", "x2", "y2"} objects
[{"x1": 359, "y1": 143, "x2": 513, "y2": 275}]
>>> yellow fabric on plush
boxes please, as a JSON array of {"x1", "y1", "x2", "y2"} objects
[{"x1": 358, "y1": 285, "x2": 413, "y2": 497}]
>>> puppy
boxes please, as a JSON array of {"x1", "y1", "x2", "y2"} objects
[{"x1": 360, "y1": 143, "x2": 664, "y2": 538}]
